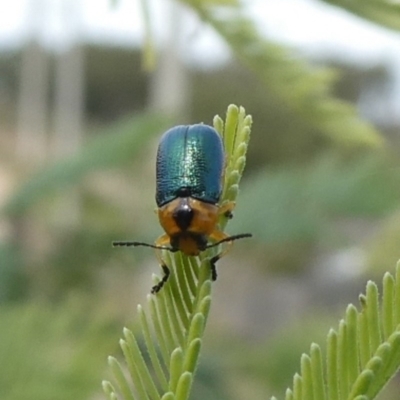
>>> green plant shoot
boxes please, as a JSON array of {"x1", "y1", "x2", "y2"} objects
[
  {"x1": 103, "y1": 104, "x2": 252, "y2": 400},
  {"x1": 272, "y1": 262, "x2": 400, "y2": 400}
]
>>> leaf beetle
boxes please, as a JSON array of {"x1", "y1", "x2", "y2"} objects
[{"x1": 114, "y1": 124, "x2": 252, "y2": 293}]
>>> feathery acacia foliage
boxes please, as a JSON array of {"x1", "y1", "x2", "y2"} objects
[
  {"x1": 103, "y1": 105, "x2": 252, "y2": 400},
  {"x1": 321, "y1": 0, "x2": 400, "y2": 32},
  {"x1": 138, "y1": 0, "x2": 383, "y2": 150},
  {"x1": 179, "y1": 0, "x2": 383, "y2": 149},
  {"x1": 271, "y1": 262, "x2": 400, "y2": 400}
]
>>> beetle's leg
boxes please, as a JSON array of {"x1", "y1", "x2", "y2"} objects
[
  {"x1": 209, "y1": 255, "x2": 219, "y2": 281},
  {"x1": 151, "y1": 234, "x2": 172, "y2": 294},
  {"x1": 206, "y1": 228, "x2": 252, "y2": 281},
  {"x1": 218, "y1": 201, "x2": 235, "y2": 219},
  {"x1": 207, "y1": 229, "x2": 233, "y2": 281},
  {"x1": 209, "y1": 243, "x2": 233, "y2": 281},
  {"x1": 151, "y1": 264, "x2": 170, "y2": 294}
]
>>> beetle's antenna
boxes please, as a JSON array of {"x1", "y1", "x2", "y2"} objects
[
  {"x1": 205, "y1": 233, "x2": 252, "y2": 249},
  {"x1": 113, "y1": 241, "x2": 172, "y2": 251}
]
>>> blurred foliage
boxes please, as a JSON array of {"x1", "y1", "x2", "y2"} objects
[
  {"x1": 3, "y1": 112, "x2": 170, "y2": 216},
  {"x1": 192, "y1": 60, "x2": 390, "y2": 169},
  {"x1": 224, "y1": 315, "x2": 334, "y2": 395},
  {"x1": 0, "y1": 298, "x2": 117, "y2": 400},
  {"x1": 0, "y1": 51, "x2": 19, "y2": 97},
  {"x1": 138, "y1": 0, "x2": 156, "y2": 70},
  {"x1": 189, "y1": 358, "x2": 233, "y2": 400},
  {"x1": 228, "y1": 152, "x2": 400, "y2": 272},
  {"x1": 366, "y1": 210, "x2": 400, "y2": 276},
  {"x1": 41, "y1": 228, "x2": 118, "y2": 299},
  {"x1": 0, "y1": 243, "x2": 27, "y2": 302},
  {"x1": 85, "y1": 46, "x2": 149, "y2": 121},
  {"x1": 192, "y1": 64, "x2": 329, "y2": 168},
  {"x1": 321, "y1": 0, "x2": 400, "y2": 32},
  {"x1": 182, "y1": 0, "x2": 384, "y2": 149},
  {"x1": 0, "y1": 51, "x2": 19, "y2": 128}
]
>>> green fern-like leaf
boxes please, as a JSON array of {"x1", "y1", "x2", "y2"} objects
[
  {"x1": 272, "y1": 262, "x2": 400, "y2": 400},
  {"x1": 103, "y1": 104, "x2": 252, "y2": 400}
]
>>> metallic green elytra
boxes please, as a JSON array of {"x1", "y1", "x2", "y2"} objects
[{"x1": 155, "y1": 124, "x2": 224, "y2": 207}]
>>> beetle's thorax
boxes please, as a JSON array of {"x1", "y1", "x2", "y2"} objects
[{"x1": 157, "y1": 197, "x2": 219, "y2": 255}]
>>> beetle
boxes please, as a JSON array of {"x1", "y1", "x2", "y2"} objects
[{"x1": 113, "y1": 124, "x2": 252, "y2": 293}]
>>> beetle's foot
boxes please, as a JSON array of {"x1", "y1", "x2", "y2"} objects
[
  {"x1": 224, "y1": 210, "x2": 234, "y2": 219},
  {"x1": 151, "y1": 264, "x2": 170, "y2": 294},
  {"x1": 210, "y1": 255, "x2": 219, "y2": 281}
]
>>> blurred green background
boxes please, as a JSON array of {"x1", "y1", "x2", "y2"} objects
[{"x1": 1, "y1": 0, "x2": 400, "y2": 399}]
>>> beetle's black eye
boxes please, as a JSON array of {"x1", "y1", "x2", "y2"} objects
[{"x1": 173, "y1": 203, "x2": 194, "y2": 231}]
